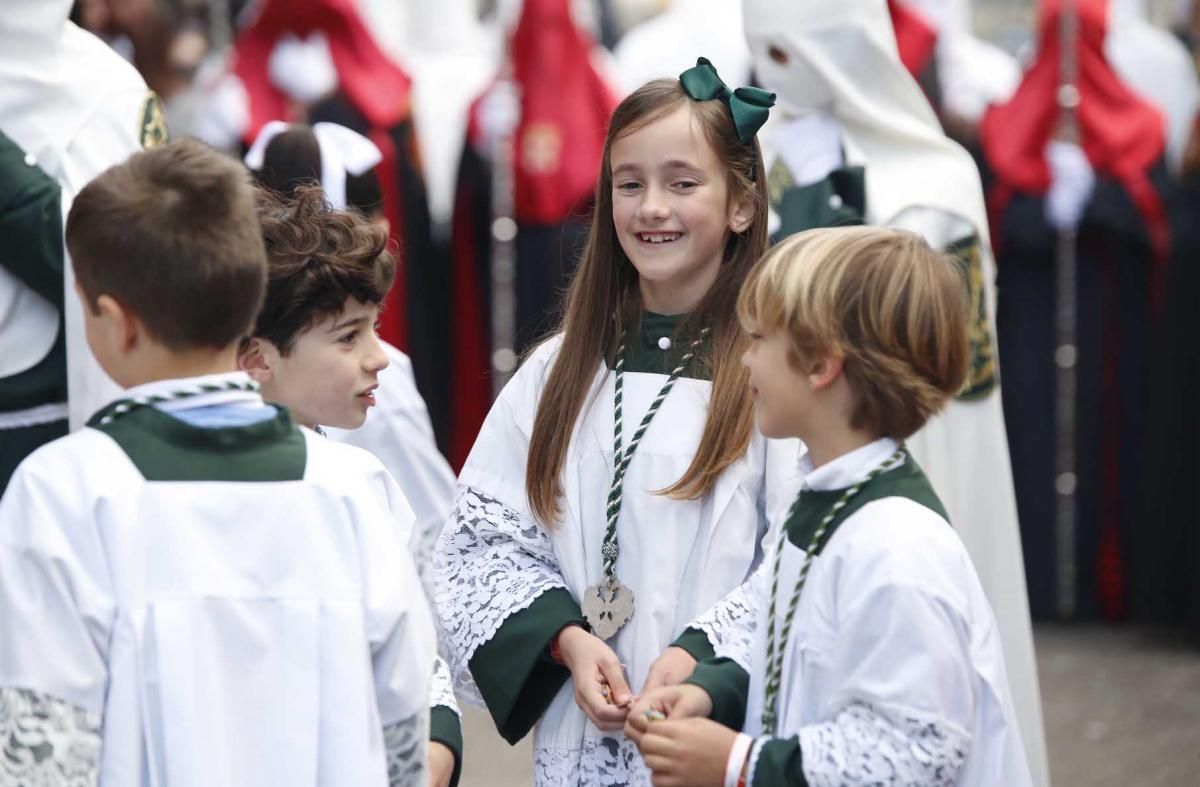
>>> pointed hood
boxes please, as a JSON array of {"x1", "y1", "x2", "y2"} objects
[
  {"x1": 233, "y1": 0, "x2": 412, "y2": 141},
  {"x1": 508, "y1": 0, "x2": 619, "y2": 224}
]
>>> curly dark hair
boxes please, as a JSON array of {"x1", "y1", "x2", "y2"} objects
[{"x1": 252, "y1": 184, "x2": 395, "y2": 354}]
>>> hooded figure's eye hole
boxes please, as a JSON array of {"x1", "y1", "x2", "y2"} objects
[{"x1": 768, "y1": 45, "x2": 789, "y2": 66}]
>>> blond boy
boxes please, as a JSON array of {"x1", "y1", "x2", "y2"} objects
[{"x1": 627, "y1": 227, "x2": 1032, "y2": 787}]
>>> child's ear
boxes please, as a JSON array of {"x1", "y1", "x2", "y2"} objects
[
  {"x1": 727, "y1": 191, "x2": 755, "y2": 234},
  {"x1": 96, "y1": 295, "x2": 139, "y2": 352},
  {"x1": 238, "y1": 337, "x2": 277, "y2": 384},
  {"x1": 807, "y1": 354, "x2": 844, "y2": 391}
]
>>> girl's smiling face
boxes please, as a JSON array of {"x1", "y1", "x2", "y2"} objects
[{"x1": 610, "y1": 104, "x2": 752, "y2": 314}]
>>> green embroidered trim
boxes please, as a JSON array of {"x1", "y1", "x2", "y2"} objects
[
  {"x1": 94, "y1": 405, "x2": 306, "y2": 482},
  {"x1": 0, "y1": 129, "x2": 64, "y2": 307},
  {"x1": 945, "y1": 234, "x2": 998, "y2": 400}
]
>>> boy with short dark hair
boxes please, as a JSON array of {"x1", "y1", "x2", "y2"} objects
[
  {"x1": 0, "y1": 139, "x2": 435, "y2": 787},
  {"x1": 240, "y1": 184, "x2": 464, "y2": 787},
  {"x1": 626, "y1": 226, "x2": 1033, "y2": 786}
]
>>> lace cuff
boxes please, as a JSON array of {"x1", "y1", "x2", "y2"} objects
[
  {"x1": 434, "y1": 486, "x2": 569, "y2": 702},
  {"x1": 688, "y1": 557, "x2": 769, "y2": 671},
  {"x1": 0, "y1": 686, "x2": 101, "y2": 787},
  {"x1": 430, "y1": 656, "x2": 460, "y2": 715},
  {"x1": 749, "y1": 702, "x2": 971, "y2": 787},
  {"x1": 384, "y1": 709, "x2": 430, "y2": 787}
]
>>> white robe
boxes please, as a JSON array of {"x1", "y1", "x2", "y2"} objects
[
  {"x1": 435, "y1": 334, "x2": 798, "y2": 786},
  {"x1": 0, "y1": 375, "x2": 436, "y2": 786},
  {"x1": 702, "y1": 439, "x2": 1032, "y2": 786},
  {"x1": 0, "y1": 2, "x2": 156, "y2": 430},
  {"x1": 327, "y1": 341, "x2": 456, "y2": 594}
]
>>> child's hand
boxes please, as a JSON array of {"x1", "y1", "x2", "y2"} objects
[
  {"x1": 427, "y1": 741, "x2": 455, "y2": 787},
  {"x1": 637, "y1": 718, "x2": 739, "y2": 787},
  {"x1": 624, "y1": 684, "x2": 713, "y2": 744},
  {"x1": 641, "y1": 645, "x2": 698, "y2": 694},
  {"x1": 556, "y1": 625, "x2": 632, "y2": 731}
]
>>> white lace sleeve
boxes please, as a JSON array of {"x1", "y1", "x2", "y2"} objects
[
  {"x1": 747, "y1": 702, "x2": 971, "y2": 787},
  {"x1": 383, "y1": 709, "x2": 430, "y2": 787},
  {"x1": 430, "y1": 656, "x2": 459, "y2": 715},
  {"x1": 688, "y1": 549, "x2": 771, "y2": 669},
  {"x1": 433, "y1": 486, "x2": 568, "y2": 705},
  {"x1": 0, "y1": 687, "x2": 101, "y2": 787}
]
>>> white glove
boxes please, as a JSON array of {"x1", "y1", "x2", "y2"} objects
[
  {"x1": 1045, "y1": 140, "x2": 1095, "y2": 231},
  {"x1": 268, "y1": 32, "x2": 339, "y2": 106}
]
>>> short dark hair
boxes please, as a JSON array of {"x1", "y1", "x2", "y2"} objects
[
  {"x1": 253, "y1": 184, "x2": 395, "y2": 354},
  {"x1": 66, "y1": 138, "x2": 266, "y2": 350},
  {"x1": 254, "y1": 125, "x2": 384, "y2": 216}
]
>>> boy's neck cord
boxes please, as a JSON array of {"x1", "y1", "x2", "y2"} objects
[
  {"x1": 581, "y1": 324, "x2": 711, "y2": 640},
  {"x1": 760, "y1": 445, "x2": 907, "y2": 733},
  {"x1": 87, "y1": 380, "x2": 261, "y2": 427}
]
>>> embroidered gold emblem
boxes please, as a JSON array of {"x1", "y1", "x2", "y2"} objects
[
  {"x1": 139, "y1": 92, "x2": 169, "y2": 149},
  {"x1": 520, "y1": 123, "x2": 561, "y2": 174},
  {"x1": 950, "y1": 236, "x2": 997, "y2": 399}
]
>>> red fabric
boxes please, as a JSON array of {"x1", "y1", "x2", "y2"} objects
[
  {"x1": 233, "y1": 0, "x2": 411, "y2": 144},
  {"x1": 448, "y1": 146, "x2": 491, "y2": 472},
  {"x1": 369, "y1": 128, "x2": 408, "y2": 351},
  {"x1": 509, "y1": 0, "x2": 619, "y2": 224},
  {"x1": 888, "y1": 0, "x2": 938, "y2": 80},
  {"x1": 980, "y1": 0, "x2": 1169, "y2": 268}
]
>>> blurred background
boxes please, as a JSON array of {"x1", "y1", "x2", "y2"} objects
[{"x1": 56, "y1": 0, "x2": 1200, "y2": 783}]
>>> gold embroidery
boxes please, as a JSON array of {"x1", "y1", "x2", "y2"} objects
[
  {"x1": 949, "y1": 237, "x2": 997, "y2": 399},
  {"x1": 139, "y1": 92, "x2": 169, "y2": 149}
]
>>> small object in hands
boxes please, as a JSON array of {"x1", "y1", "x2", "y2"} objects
[
  {"x1": 644, "y1": 709, "x2": 667, "y2": 722},
  {"x1": 582, "y1": 578, "x2": 635, "y2": 641},
  {"x1": 600, "y1": 682, "x2": 611, "y2": 700}
]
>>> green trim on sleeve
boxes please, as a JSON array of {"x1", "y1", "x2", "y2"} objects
[
  {"x1": 467, "y1": 587, "x2": 584, "y2": 745},
  {"x1": 750, "y1": 736, "x2": 809, "y2": 787},
  {"x1": 430, "y1": 705, "x2": 464, "y2": 787},
  {"x1": 684, "y1": 657, "x2": 749, "y2": 731},
  {"x1": 672, "y1": 626, "x2": 716, "y2": 663}
]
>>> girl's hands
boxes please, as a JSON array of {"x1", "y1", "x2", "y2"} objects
[
  {"x1": 641, "y1": 645, "x2": 698, "y2": 694},
  {"x1": 556, "y1": 625, "x2": 633, "y2": 731}
]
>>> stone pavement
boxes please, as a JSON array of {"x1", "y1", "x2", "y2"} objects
[{"x1": 457, "y1": 625, "x2": 1200, "y2": 786}]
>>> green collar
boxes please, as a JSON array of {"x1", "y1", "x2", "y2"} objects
[
  {"x1": 609, "y1": 312, "x2": 713, "y2": 380},
  {"x1": 784, "y1": 453, "x2": 948, "y2": 554},
  {"x1": 93, "y1": 404, "x2": 307, "y2": 482}
]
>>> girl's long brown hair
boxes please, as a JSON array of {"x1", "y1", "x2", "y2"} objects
[{"x1": 526, "y1": 79, "x2": 769, "y2": 525}]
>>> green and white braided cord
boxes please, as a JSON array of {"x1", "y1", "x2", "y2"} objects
[
  {"x1": 760, "y1": 446, "x2": 906, "y2": 734},
  {"x1": 600, "y1": 325, "x2": 711, "y2": 581},
  {"x1": 94, "y1": 379, "x2": 261, "y2": 426}
]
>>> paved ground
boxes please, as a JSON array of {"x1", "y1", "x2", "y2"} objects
[{"x1": 458, "y1": 625, "x2": 1200, "y2": 786}]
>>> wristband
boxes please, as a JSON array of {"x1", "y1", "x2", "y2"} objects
[{"x1": 724, "y1": 732, "x2": 754, "y2": 787}]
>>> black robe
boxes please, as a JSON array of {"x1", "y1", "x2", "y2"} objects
[{"x1": 987, "y1": 158, "x2": 1173, "y2": 621}]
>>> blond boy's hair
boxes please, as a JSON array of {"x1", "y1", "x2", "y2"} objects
[{"x1": 738, "y1": 226, "x2": 969, "y2": 440}]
